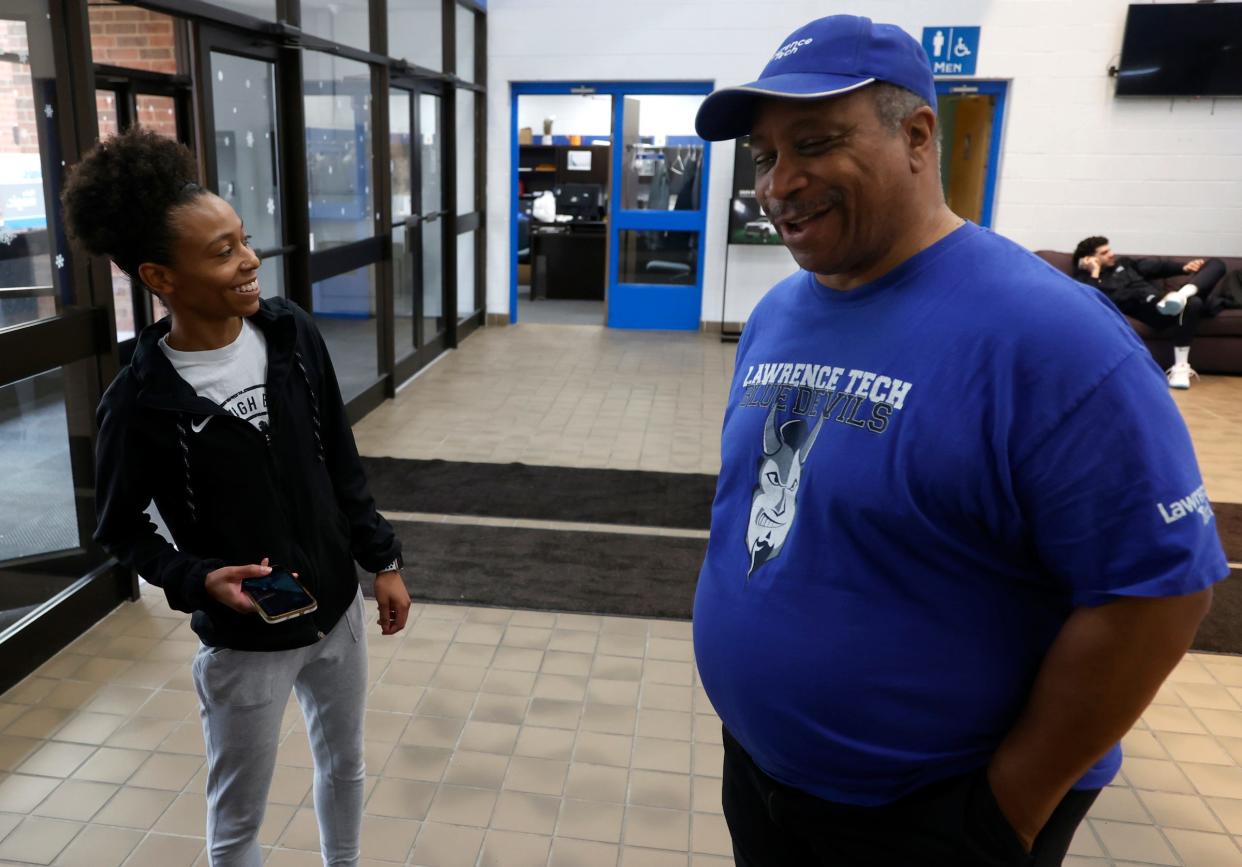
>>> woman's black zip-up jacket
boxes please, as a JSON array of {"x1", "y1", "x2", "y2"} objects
[{"x1": 94, "y1": 297, "x2": 402, "y2": 651}]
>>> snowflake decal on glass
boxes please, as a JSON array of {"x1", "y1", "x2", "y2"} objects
[
  {"x1": 44, "y1": 104, "x2": 53, "y2": 119},
  {"x1": 266, "y1": 197, "x2": 275, "y2": 215},
  {"x1": 0, "y1": 230, "x2": 16, "y2": 246},
  {"x1": 55, "y1": 254, "x2": 65, "y2": 269},
  {"x1": 217, "y1": 70, "x2": 224, "y2": 82},
  {"x1": 246, "y1": 131, "x2": 255, "y2": 148}
]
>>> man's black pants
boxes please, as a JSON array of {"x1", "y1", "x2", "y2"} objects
[
  {"x1": 722, "y1": 728, "x2": 1100, "y2": 867},
  {"x1": 1128, "y1": 258, "x2": 1227, "y2": 348}
]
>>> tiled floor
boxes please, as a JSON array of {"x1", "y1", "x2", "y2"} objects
[
  {"x1": 355, "y1": 324, "x2": 1242, "y2": 501},
  {"x1": 1, "y1": 323, "x2": 1239, "y2": 866}
]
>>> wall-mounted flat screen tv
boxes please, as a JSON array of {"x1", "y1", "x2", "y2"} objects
[{"x1": 1116, "y1": 2, "x2": 1242, "y2": 96}]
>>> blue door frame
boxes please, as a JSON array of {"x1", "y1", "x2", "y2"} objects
[
  {"x1": 934, "y1": 79, "x2": 1008, "y2": 228},
  {"x1": 510, "y1": 81, "x2": 713, "y2": 329}
]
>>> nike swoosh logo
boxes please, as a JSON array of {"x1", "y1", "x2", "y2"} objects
[{"x1": 191, "y1": 417, "x2": 211, "y2": 433}]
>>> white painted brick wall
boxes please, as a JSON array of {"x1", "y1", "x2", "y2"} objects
[{"x1": 485, "y1": 0, "x2": 1242, "y2": 326}]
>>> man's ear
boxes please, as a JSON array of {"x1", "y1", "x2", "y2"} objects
[
  {"x1": 905, "y1": 106, "x2": 939, "y2": 174},
  {"x1": 137, "y1": 262, "x2": 175, "y2": 302}
]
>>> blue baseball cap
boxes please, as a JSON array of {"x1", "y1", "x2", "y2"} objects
[{"x1": 695, "y1": 15, "x2": 936, "y2": 141}]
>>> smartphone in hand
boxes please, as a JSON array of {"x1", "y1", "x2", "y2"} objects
[{"x1": 242, "y1": 568, "x2": 318, "y2": 623}]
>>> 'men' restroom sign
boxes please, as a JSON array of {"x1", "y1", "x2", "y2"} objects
[{"x1": 920, "y1": 26, "x2": 980, "y2": 75}]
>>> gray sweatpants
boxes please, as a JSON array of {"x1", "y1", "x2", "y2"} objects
[{"x1": 192, "y1": 589, "x2": 367, "y2": 867}]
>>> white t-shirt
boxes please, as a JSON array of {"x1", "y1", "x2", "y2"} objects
[{"x1": 160, "y1": 319, "x2": 269, "y2": 434}]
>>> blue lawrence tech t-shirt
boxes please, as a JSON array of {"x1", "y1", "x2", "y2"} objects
[{"x1": 693, "y1": 223, "x2": 1228, "y2": 807}]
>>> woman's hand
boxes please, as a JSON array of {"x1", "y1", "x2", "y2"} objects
[{"x1": 204, "y1": 558, "x2": 273, "y2": 613}]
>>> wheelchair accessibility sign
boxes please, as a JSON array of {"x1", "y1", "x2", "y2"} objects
[{"x1": 921, "y1": 27, "x2": 979, "y2": 76}]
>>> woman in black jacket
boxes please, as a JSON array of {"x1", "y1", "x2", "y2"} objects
[{"x1": 63, "y1": 127, "x2": 410, "y2": 867}]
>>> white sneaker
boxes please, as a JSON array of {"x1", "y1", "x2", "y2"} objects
[
  {"x1": 1157, "y1": 292, "x2": 1185, "y2": 316},
  {"x1": 1166, "y1": 363, "x2": 1197, "y2": 389}
]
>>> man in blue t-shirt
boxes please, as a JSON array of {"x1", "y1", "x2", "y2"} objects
[{"x1": 693, "y1": 15, "x2": 1227, "y2": 867}]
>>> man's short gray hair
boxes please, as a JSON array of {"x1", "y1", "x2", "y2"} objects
[{"x1": 869, "y1": 82, "x2": 930, "y2": 133}]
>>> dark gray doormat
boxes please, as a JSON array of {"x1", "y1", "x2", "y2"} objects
[
  {"x1": 361, "y1": 457, "x2": 717, "y2": 530},
  {"x1": 373, "y1": 521, "x2": 706, "y2": 619}
]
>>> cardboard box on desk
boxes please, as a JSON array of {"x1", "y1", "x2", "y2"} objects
[{"x1": 518, "y1": 127, "x2": 533, "y2": 145}]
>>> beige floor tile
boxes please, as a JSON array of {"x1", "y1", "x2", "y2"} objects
[
  {"x1": 549, "y1": 837, "x2": 621, "y2": 867},
  {"x1": 1174, "y1": 683, "x2": 1242, "y2": 712},
  {"x1": 152, "y1": 791, "x2": 208, "y2": 837},
  {"x1": 426, "y1": 784, "x2": 497, "y2": 827},
  {"x1": 0, "y1": 734, "x2": 42, "y2": 772},
  {"x1": 6, "y1": 707, "x2": 73, "y2": 740},
  {"x1": 1197, "y1": 709, "x2": 1242, "y2": 739},
  {"x1": 84, "y1": 686, "x2": 154, "y2": 717},
  {"x1": 0, "y1": 774, "x2": 61, "y2": 813},
  {"x1": 279, "y1": 807, "x2": 320, "y2": 851},
  {"x1": 1144, "y1": 705, "x2": 1210, "y2": 734},
  {"x1": 121, "y1": 832, "x2": 203, "y2": 867},
  {"x1": 401, "y1": 715, "x2": 465, "y2": 750},
  {"x1": 365, "y1": 777, "x2": 436, "y2": 821},
  {"x1": 504, "y1": 756, "x2": 569, "y2": 796},
  {"x1": 17, "y1": 741, "x2": 96, "y2": 778},
  {"x1": 1066, "y1": 823, "x2": 1105, "y2": 857},
  {"x1": 629, "y1": 770, "x2": 692, "y2": 812},
  {"x1": 158, "y1": 722, "x2": 206, "y2": 756},
  {"x1": 0, "y1": 816, "x2": 81, "y2": 864},
  {"x1": 625, "y1": 805, "x2": 691, "y2": 851},
  {"x1": 262, "y1": 848, "x2": 322, "y2": 867},
  {"x1": 582, "y1": 703, "x2": 638, "y2": 736},
  {"x1": 1210, "y1": 797, "x2": 1242, "y2": 835},
  {"x1": 559, "y1": 798, "x2": 625, "y2": 844},
  {"x1": 1163, "y1": 827, "x2": 1242, "y2": 866},
  {"x1": 1156, "y1": 731, "x2": 1236, "y2": 766},
  {"x1": 471, "y1": 694, "x2": 529, "y2": 726},
  {"x1": 526, "y1": 699, "x2": 583, "y2": 731},
  {"x1": 259, "y1": 803, "x2": 297, "y2": 847},
  {"x1": 51, "y1": 824, "x2": 143, "y2": 867},
  {"x1": 690, "y1": 812, "x2": 733, "y2": 856},
  {"x1": 359, "y1": 814, "x2": 421, "y2": 863},
  {"x1": 267, "y1": 764, "x2": 315, "y2": 806},
  {"x1": 92, "y1": 786, "x2": 177, "y2": 830},
  {"x1": 692, "y1": 744, "x2": 725, "y2": 779},
  {"x1": 633, "y1": 738, "x2": 692, "y2": 775},
  {"x1": 1122, "y1": 757, "x2": 1197, "y2": 793},
  {"x1": 39, "y1": 681, "x2": 101, "y2": 712},
  {"x1": 127, "y1": 752, "x2": 203, "y2": 791},
  {"x1": 566, "y1": 763, "x2": 631, "y2": 804},
  {"x1": 383, "y1": 745, "x2": 452, "y2": 782},
  {"x1": 418, "y1": 689, "x2": 477, "y2": 721},
  {"x1": 589, "y1": 679, "x2": 642, "y2": 708},
  {"x1": 489, "y1": 790, "x2": 561, "y2": 836},
  {"x1": 408, "y1": 821, "x2": 484, "y2": 867},
  {"x1": 1137, "y1": 790, "x2": 1225, "y2": 832},
  {"x1": 458, "y1": 721, "x2": 520, "y2": 756},
  {"x1": 443, "y1": 750, "x2": 510, "y2": 789},
  {"x1": 1087, "y1": 785, "x2": 1151, "y2": 824},
  {"x1": 1184, "y1": 762, "x2": 1242, "y2": 799},
  {"x1": 514, "y1": 726, "x2": 576, "y2": 762},
  {"x1": 71, "y1": 747, "x2": 146, "y2": 785},
  {"x1": 1091, "y1": 819, "x2": 1179, "y2": 864},
  {"x1": 32, "y1": 780, "x2": 117, "y2": 822},
  {"x1": 620, "y1": 849, "x2": 689, "y2": 867},
  {"x1": 477, "y1": 829, "x2": 552, "y2": 867},
  {"x1": 105, "y1": 718, "x2": 179, "y2": 751},
  {"x1": 575, "y1": 732, "x2": 633, "y2": 768},
  {"x1": 691, "y1": 777, "x2": 724, "y2": 815}
]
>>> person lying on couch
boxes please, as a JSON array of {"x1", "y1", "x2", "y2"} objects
[{"x1": 1072, "y1": 236, "x2": 1226, "y2": 389}]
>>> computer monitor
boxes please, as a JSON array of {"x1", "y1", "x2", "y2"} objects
[{"x1": 555, "y1": 183, "x2": 603, "y2": 220}]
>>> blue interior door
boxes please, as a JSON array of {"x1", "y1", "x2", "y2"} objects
[{"x1": 607, "y1": 89, "x2": 711, "y2": 330}]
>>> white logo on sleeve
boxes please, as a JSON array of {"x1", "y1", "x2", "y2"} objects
[{"x1": 1157, "y1": 484, "x2": 1214, "y2": 526}]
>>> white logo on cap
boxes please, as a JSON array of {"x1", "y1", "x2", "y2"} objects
[{"x1": 773, "y1": 37, "x2": 814, "y2": 61}]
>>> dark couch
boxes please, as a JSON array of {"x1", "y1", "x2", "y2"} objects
[{"x1": 1036, "y1": 251, "x2": 1242, "y2": 375}]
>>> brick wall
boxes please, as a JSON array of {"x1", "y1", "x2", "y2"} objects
[
  {"x1": 88, "y1": 1, "x2": 179, "y2": 139},
  {"x1": 0, "y1": 21, "x2": 40, "y2": 156}
]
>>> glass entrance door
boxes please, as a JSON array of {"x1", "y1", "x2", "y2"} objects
[
  {"x1": 392, "y1": 79, "x2": 449, "y2": 383},
  {"x1": 608, "y1": 90, "x2": 710, "y2": 330}
]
